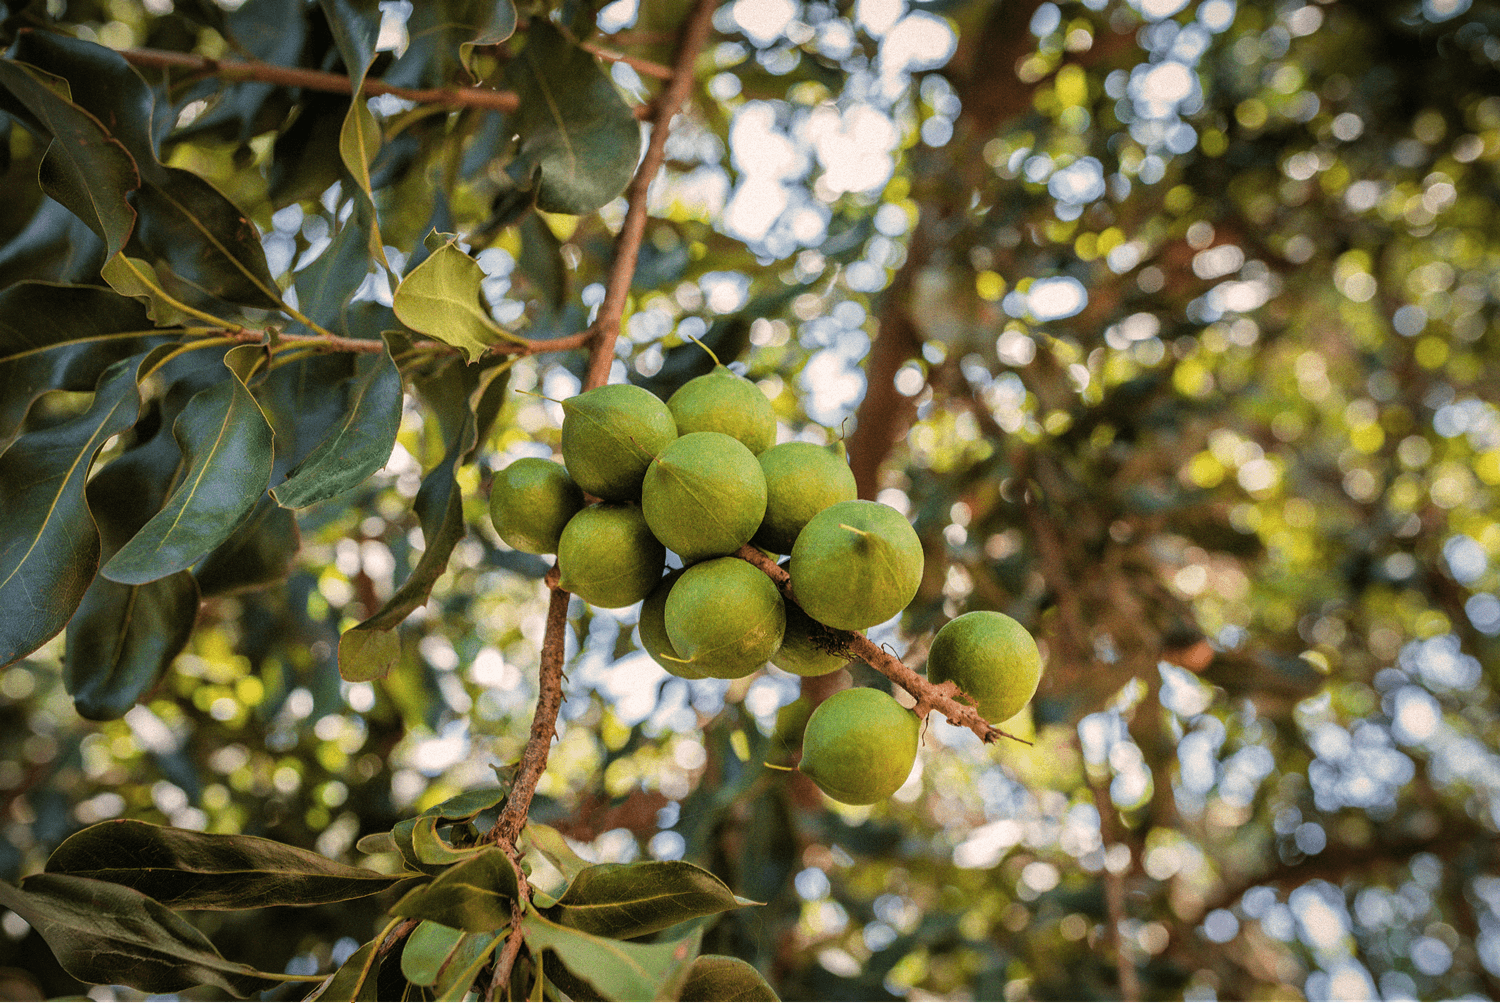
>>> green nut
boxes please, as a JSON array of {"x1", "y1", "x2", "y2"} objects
[
  {"x1": 560, "y1": 384, "x2": 677, "y2": 501},
  {"x1": 925, "y1": 610, "x2": 1042, "y2": 724},
  {"x1": 664, "y1": 557, "x2": 784, "y2": 679},
  {"x1": 751, "y1": 441, "x2": 858, "y2": 554},
  {"x1": 642, "y1": 431, "x2": 767, "y2": 563},
  {"x1": 788, "y1": 500, "x2": 923, "y2": 631},
  {"x1": 797, "y1": 687, "x2": 919, "y2": 805},
  {"x1": 667, "y1": 365, "x2": 777, "y2": 455},
  {"x1": 556, "y1": 504, "x2": 665, "y2": 608},
  {"x1": 487, "y1": 457, "x2": 584, "y2": 555}
]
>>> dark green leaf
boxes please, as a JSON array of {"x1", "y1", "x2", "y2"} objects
[
  {"x1": 307, "y1": 940, "x2": 381, "y2": 1001},
  {"x1": 401, "y1": 920, "x2": 465, "y2": 986},
  {"x1": 0, "y1": 873, "x2": 289, "y2": 997},
  {"x1": 393, "y1": 240, "x2": 519, "y2": 362},
  {"x1": 355, "y1": 831, "x2": 398, "y2": 855},
  {"x1": 320, "y1": 0, "x2": 382, "y2": 86},
  {"x1": 390, "y1": 847, "x2": 518, "y2": 932},
  {"x1": 503, "y1": 22, "x2": 641, "y2": 215},
  {"x1": 191, "y1": 495, "x2": 300, "y2": 596},
  {"x1": 319, "y1": 0, "x2": 390, "y2": 269},
  {"x1": 423, "y1": 787, "x2": 510, "y2": 823},
  {"x1": 551, "y1": 861, "x2": 754, "y2": 941},
  {"x1": 520, "y1": 905, "x2": 701, "y2": 1003},
  {"x1": 459, "y1": 0, "x2": 519, "y2": 76},
  {"x1": 338, "y1": 409, "x2": 473, "y2": 679},
  {"x1": 0, "y1": 59, "x2": 139, "y2": 257},
  {"x1": 45, "y1": 818, "x2": 409, "y2": 909},
  {"x1": 272, "y1": 343, "x2": 402, "y2": 508},
  {"x1": 0, "y1": 195, "x2": 109, "y2": 289},
  {"x1": 13, "y1": 33, "x2": 280, "y2": 310},
  {"x1": 0, "y1": 281, "x2": 158, "y2": 452},
  {"x1": 291, "y1": 212, "x2": 375, "y2": 335},
  {"x1": 411, "y1": 815, "x2": 490, "y2": 865},
  {"x1": 102, "y1": 344, "x2": 275, "y2": 585},
  {"x1": 0, "y1": 354, "x2": 145, "y2": 667},
  {"x1": 678, "y1": 955, "x2": 780, "y2": 1002},
  {"x1": 101, "y1": 255, "x2": 192, "y2": 325}
]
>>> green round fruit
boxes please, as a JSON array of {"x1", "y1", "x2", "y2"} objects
[
  {"x1": 487, "y1": 457, "x2": 584, "y2": 554},
  {"x1": 925, "y1": 610, "x2": 1042, "y2": 724},
  {"x1": 560, "y1": 384, "x2": 677, "y2": 501},
  {"x1": 556, "y1": 504, "x2": 665, "y2": 608},
  {"x1": 667, "y1": 365, "x2": 777, "y2": 454},
  {"x1": 788, "y1": 500, "x2": 923, "y2": 631},
  {"x1": 771, "y1": 600, "x2": 850, "y2": 677},
  {"x1": 751, "y1": 441, "x2": 858, "y2": 554},
  {"x1": 639, "y1": 569, "x2": 710, "y2": 679},
  {"x1": 664, "y1": 557, "x2": 784, "y2": 679},
  {"x1": 798, "y1": 687, "x2": 919, "y2": 805},
  {"x1": 642, "y1": 432, "x2": 767, "y2": 563},
  {"x1": 773, "y1": 697, "x2": 814, "y2": 747}
]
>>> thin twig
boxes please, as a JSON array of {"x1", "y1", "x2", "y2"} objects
[
  {"x1": 492, "y1": 568, "x2": 572, "y2": 847},
  {"x1": 580, "y1": 41, "x2": 674, "y2": 80},
  {"x1": 733, "y1": 545, "x2": 1031, "y2": 746},
  {"x1": 117, "y1": 46, "x2": 655, "y2": 119},
  {"x1": 583, "y1": 0, "x2": 720, "y2": 390}
]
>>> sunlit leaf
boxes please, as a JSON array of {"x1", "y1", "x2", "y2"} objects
[
  {"x1": 401, "y1": 920, "x2": 465, "y2": 986},
  {"x1": 45, "y1": 819, "x2": 407, "y2": 909},
  {"x1": 393, "y1": 240, "x2": 519, "y2": 362},
  {"x1": 306, "y1": 940, "x2": 380, "y2": 1001}
]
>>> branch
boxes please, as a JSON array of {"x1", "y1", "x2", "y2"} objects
[
  {"x1": 582, "y1": 0, "x2": 719, "y2": 390},
  {"x1": 214, "y1": 324, "x2": 598, "y2": 359},
  {"x1": 1089, "y1": 767, "x2": 1141, "y2": 1003},
  {"x1": 492, "y1": 568, "x2": 571, "y2": 847},
  {"x1": 733, "y1": 545, "x2": 1030, "y2": 746}
]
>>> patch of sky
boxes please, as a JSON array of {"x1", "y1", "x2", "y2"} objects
[
  {"x1": 596, "y1": 0, "x2": 638, "y2": 33},
  {"x1": 1198, "y1": 0, "x2": 1237, "y2": 32},
  {"x1": 1466, "y1": 592, "x2": 1500, "y2": 634},
  {"x1": 1132, "y1": 0, "x2": 1192, "y2": 20},
  {"x1": 855, "y1": 0, "x2": 907, "y2": 37},
  {"x1": 1443, "y1": 534, "x2": 1488, "y2": 584},
  {"x1": 733, "y1": 0, "x2": 796, "y2": 46},
  {"x1": 798, "y1": 349, "x2": 866, "y2": 426},
  {"x1": 1398, "y1": 634, "x2": 1482, "y2": 691}
]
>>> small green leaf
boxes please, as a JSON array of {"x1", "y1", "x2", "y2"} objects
[
  {"x1": 411, "y1": 815, "x2": 490, "y2": 866},
  {"x1": 0, "y1": 58, "x2": 139, "y2": 257},
  {"x1": 503, "y1": 22, "x2": 641, "y2": 216},
  {"x1": 459, "y1": 1, "x2": 519, "y2": 76},
  {"x1": 0, "y1": 354, "x2": 145, "y2": 667},
  {"x1": 101, "y1": 255, "x2": 191, "y2": 326},
  {"x1": 392, "y1": 240, "x2": 519, "y2": 362},
  {"x1": 401, "y1": 920, "x2": 466, "y2": 986},
  {"x1": 45, "y1": 819, "x2": 408, "y2": 909},
  {"x1": 271, "y1": 343, "x2": 402, "y2": 508},
  {"x1": 678, "y1": 955, "x2": 780, "y2": 1002},
  {"x1": 0, "y1": 873, "x2": 290, "y2": 997},
  {"x1": 355, "y1": 831, "x2": 398, "y2": 855},
  {"x1": 551, "y1": 861, "x2": 755, "y2": 941},
  {"x1": 0, "y1": 280, "x2": 159, "y2": 454},
  {"x1": 390, "y1": 847, "x2": 519, "y2": 932},
  {"x1": 424, "y1": 787, "x2": 511, "y2": 823},
  {"x1": 320, "y1": 0, "x2": 390, "y2": 270},
  {"x1": 102, "y1": 344, "x2": 275, "y2": 585},
  {"x1": 520, "y1": 905, "x2": 701, "y2": 1003}
]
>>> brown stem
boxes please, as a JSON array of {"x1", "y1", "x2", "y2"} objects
[
  {"x1": 217, "y1": 324, "x2": 597, "y2": 359},
  {"x1": 116, "y1": 46, "x2": 655, "y2": 119},
  {"x1": 582, "y1": 0, "x2": 720, "y2": 390},
  {"x1": 579, "y1": 41, "x2": 674, "y2": 80},
  {"x1": 732, "y1": 545, "x2": 1029, "y2": 745},
  {"x1": 487, "y1": 848, "x2": 534, "y2": 1001},
  {"x1": 492, "y1": 569, "x2": 571, "y2": 847},
  {"x1": 1090, "y1": 774, "x2": 1141, "y2": 1003}
]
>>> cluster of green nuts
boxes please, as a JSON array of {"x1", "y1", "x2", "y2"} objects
[{"x1": 489, "y1": 358, "x2": 1042, "y2": 807}]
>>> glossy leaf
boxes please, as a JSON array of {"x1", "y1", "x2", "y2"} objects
[
  {"x1": 272, "y1": 343, "x2": 402, "y2": 508},
  {"x1": 321, "y1": 0, "x2": 390, "y2": 270},
  {"x1": 0, "y1": 354, "x2": 144, "y2": 667},
  {"x1": 290, "y1": 211, "x2": 375, "y2": 335},
  {"x1": 63, "y1": 395, "x2": 201, "y2": 718},
  {"x1": 678, "y1": 955, "x2": 780, "y2": 1002},
  {"x1": 389, "y1": 846, "x2": 519, "y2": 932},
  {"x1": 45, "y1": 818, "x2": 409, "y2": 909},
  {"x1": 0, "y1": 281, "x2": 158, "y2": 452},
  {"x1": 401, "y1": 920, "x2": 465, "y2": 986},
  {"x1": 102, "y1": 345, "x2": 275, "y2": 585},
  {"x1": 101, "y1": 255, "x2": 192, "y2": 326},
  {"x1": 338, "y1": 410, "x2": 473, "y2": 679},
  {"x1": 520, "y1": 905, "x2": 701, "y2": 1003},
  {"x1": 192, "y1": 495, "x2": 300, "y2": 597},
  {"x1": 392, "y1": 240, "x2": 519, "y2": 362},
  {"x1": 459, "y1": 0, "x2": 519, "y2": 76},
  {"x1": 0, "y1": 58, "x2": 138, "y2": 257},
  {"x1": 502, "y1": 22, "x2": 641, "y2": 216},
  {"x1": 423, "y1": 786, "x2": 510, "y2": 822},
  {"x1": 13, "y1": 33, "x2": 281, "y2": 309},
  {"x1": 0, "y1": 873, "x2": 289, "y2": 997},
  {"x1": 551, "y1": 861, "x2": 754, "y2": 941}
]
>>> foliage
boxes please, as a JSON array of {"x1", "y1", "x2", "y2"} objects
[{"x1": 1, "y1": 0, "x2": 1499, "y2": 1000}]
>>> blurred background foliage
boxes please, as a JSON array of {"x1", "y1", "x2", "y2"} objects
[{"x1": 3, "y1": 0, "x2": 1500, "y2": 999}]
